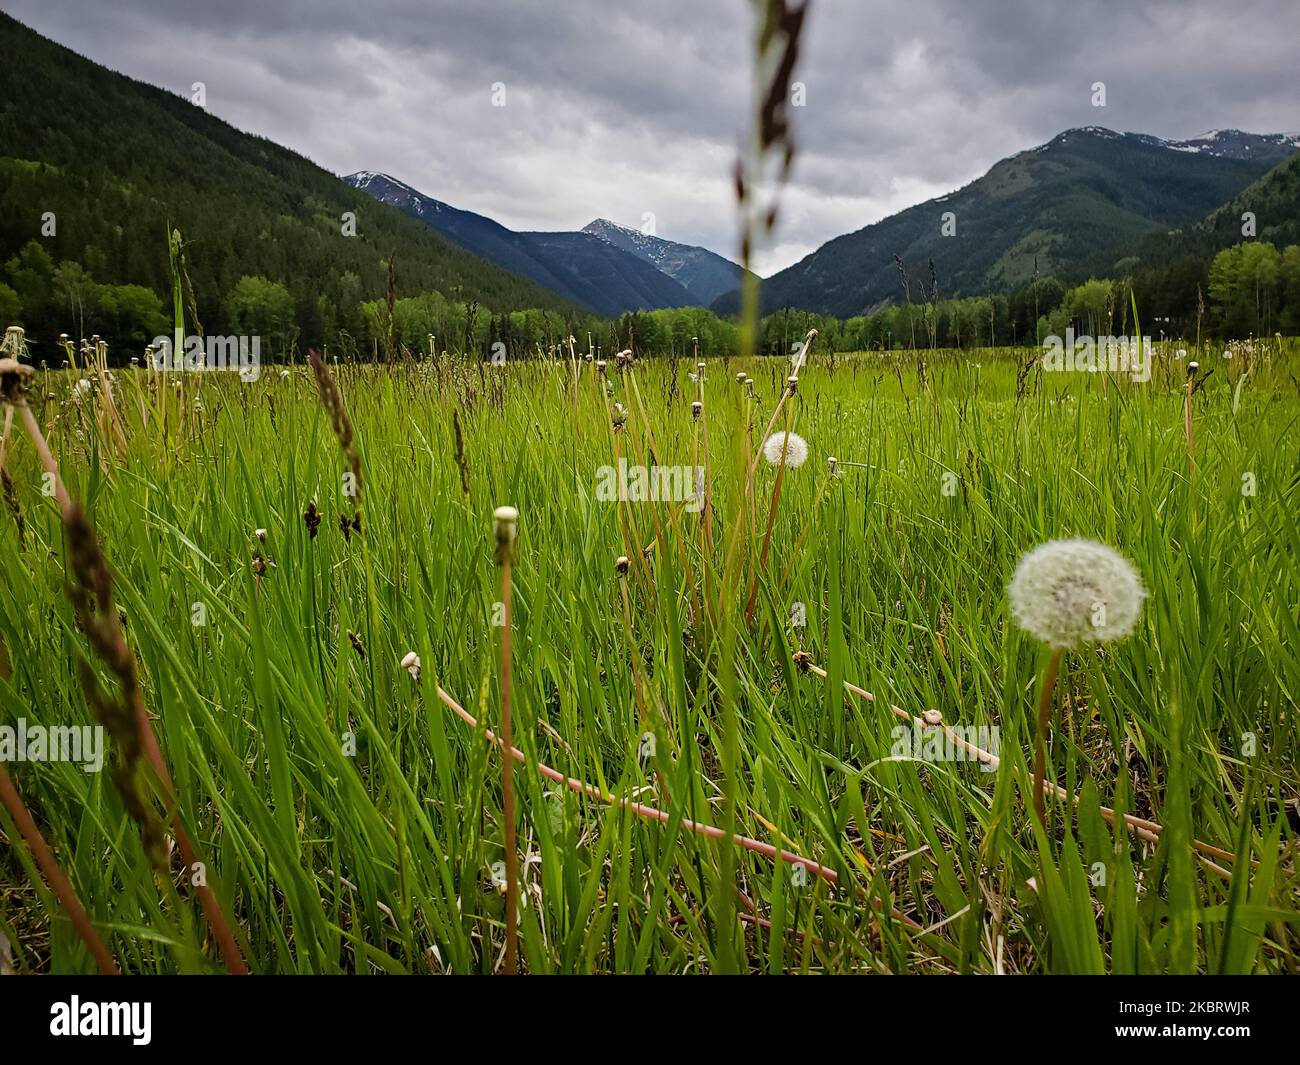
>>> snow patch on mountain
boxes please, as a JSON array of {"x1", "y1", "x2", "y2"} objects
[{"x1": 344, "y1": 171, "x2": 443, "y2": 213}]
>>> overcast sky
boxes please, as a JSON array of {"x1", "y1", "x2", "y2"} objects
[{"x1": 6, "y1": 0, "x2": 1298, "y2": 274}]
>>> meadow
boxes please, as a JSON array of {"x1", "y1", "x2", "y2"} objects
[{"x1": 0, "y1": 336, "x2": 1296, "y2": 974}]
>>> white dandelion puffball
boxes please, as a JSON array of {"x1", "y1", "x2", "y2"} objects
[
  {"x1": 763, "y1": 431, "x2": 809, "y2": 468},
  {"x1": 1008, "y1": 539, "x2": 1146, "y2": 648}
]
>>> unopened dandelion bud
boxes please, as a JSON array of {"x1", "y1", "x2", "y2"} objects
[
  {"x1": 400, "y1": 651, "x2": 421, "y2": 681},
  {"x1": 493, "y1": 505, "x2": 518, "y2": 564},
  {"x1": 614, "y1": 555, "x2": 630, "y2": 576}
]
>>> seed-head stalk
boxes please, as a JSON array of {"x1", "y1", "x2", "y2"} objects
[{"x1": 493, "y1": 505, "x2": 520, "y2": 975}]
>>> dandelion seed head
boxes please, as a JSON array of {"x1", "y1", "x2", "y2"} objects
[
  {"x1": 763, "y1": 431, "x2": 809, "y2": 469},
  {"x1": 1008, "y1": 539, "x2": 1145, "y2": 648}
]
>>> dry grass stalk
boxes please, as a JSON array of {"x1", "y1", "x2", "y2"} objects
[
  {"x1": 0, "y1": 763, "x2": 119, "y2": 973},
  {"x1": 432, "y1": 681, "x2": 919, "y2": 930},
  {"x1": 801, "y1": 657, "x2": 1235, "y2": 875},
  {"x1": 308, "y1": 349, "x2": 363, "y2": 523},
  {"x1": 493, "y1": 505, "x2": 520, "y2": 974},
  {"x1": 1, "y1": 357, "x2": 249, "y2": 973}
]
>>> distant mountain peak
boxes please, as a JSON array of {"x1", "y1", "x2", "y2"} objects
[
  {"x1": 582, "y1": 219, "x2": 754, "y2": 304},
  {"x1": 584, "y1": 218, "x2": 639, "y2": 237},
  {"x1": 1042, "y1": 128, "x2": 1300, "y2": 162},
  {"x1": 345, "y1": 171, "x2": 446, "y2": 213},
  {"x1": 1061, "y1": 126, "x2": 1121, "y2": 138}
]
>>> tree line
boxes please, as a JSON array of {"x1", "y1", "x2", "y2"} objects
[{"x1": 5, "y1": 232, "x2": 1298, "y2": 364}]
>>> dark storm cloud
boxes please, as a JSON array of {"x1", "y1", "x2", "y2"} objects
[{"x1": 6, "y1": 0, "x2": 1296, "y2": 274}]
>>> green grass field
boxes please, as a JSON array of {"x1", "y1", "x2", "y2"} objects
[{"x1": 1, "y1": 340, "x2": 1297, "y2": 973}]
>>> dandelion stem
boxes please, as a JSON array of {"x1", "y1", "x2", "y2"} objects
[
  {"x1": 744, "y1": 412, "x2": 794, "y2": 624},
  {"x1": 1032, "y1": 646, "x2": 1063, "y2": 827}
]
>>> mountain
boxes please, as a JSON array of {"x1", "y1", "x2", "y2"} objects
[
  {"x1": 345, "y1": 172, "x2": 694, "y2": 316},
  {"x1": 1126, "y1": 129, "x2": 1300, "y2": 164},
  {"x1": 580, "y1": 219, "x2": 754, "y2": 305},
  {"x1": 717, "y1": 127, "x2": 1299, "y2": 318},
  {"x1": 0, "y1": 11, "x2": 575, "y2": 352}
]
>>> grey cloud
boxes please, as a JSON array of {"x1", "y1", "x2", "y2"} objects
[{"x1": 5, "y1": 0, "x2": 1297, "y2": 277}]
